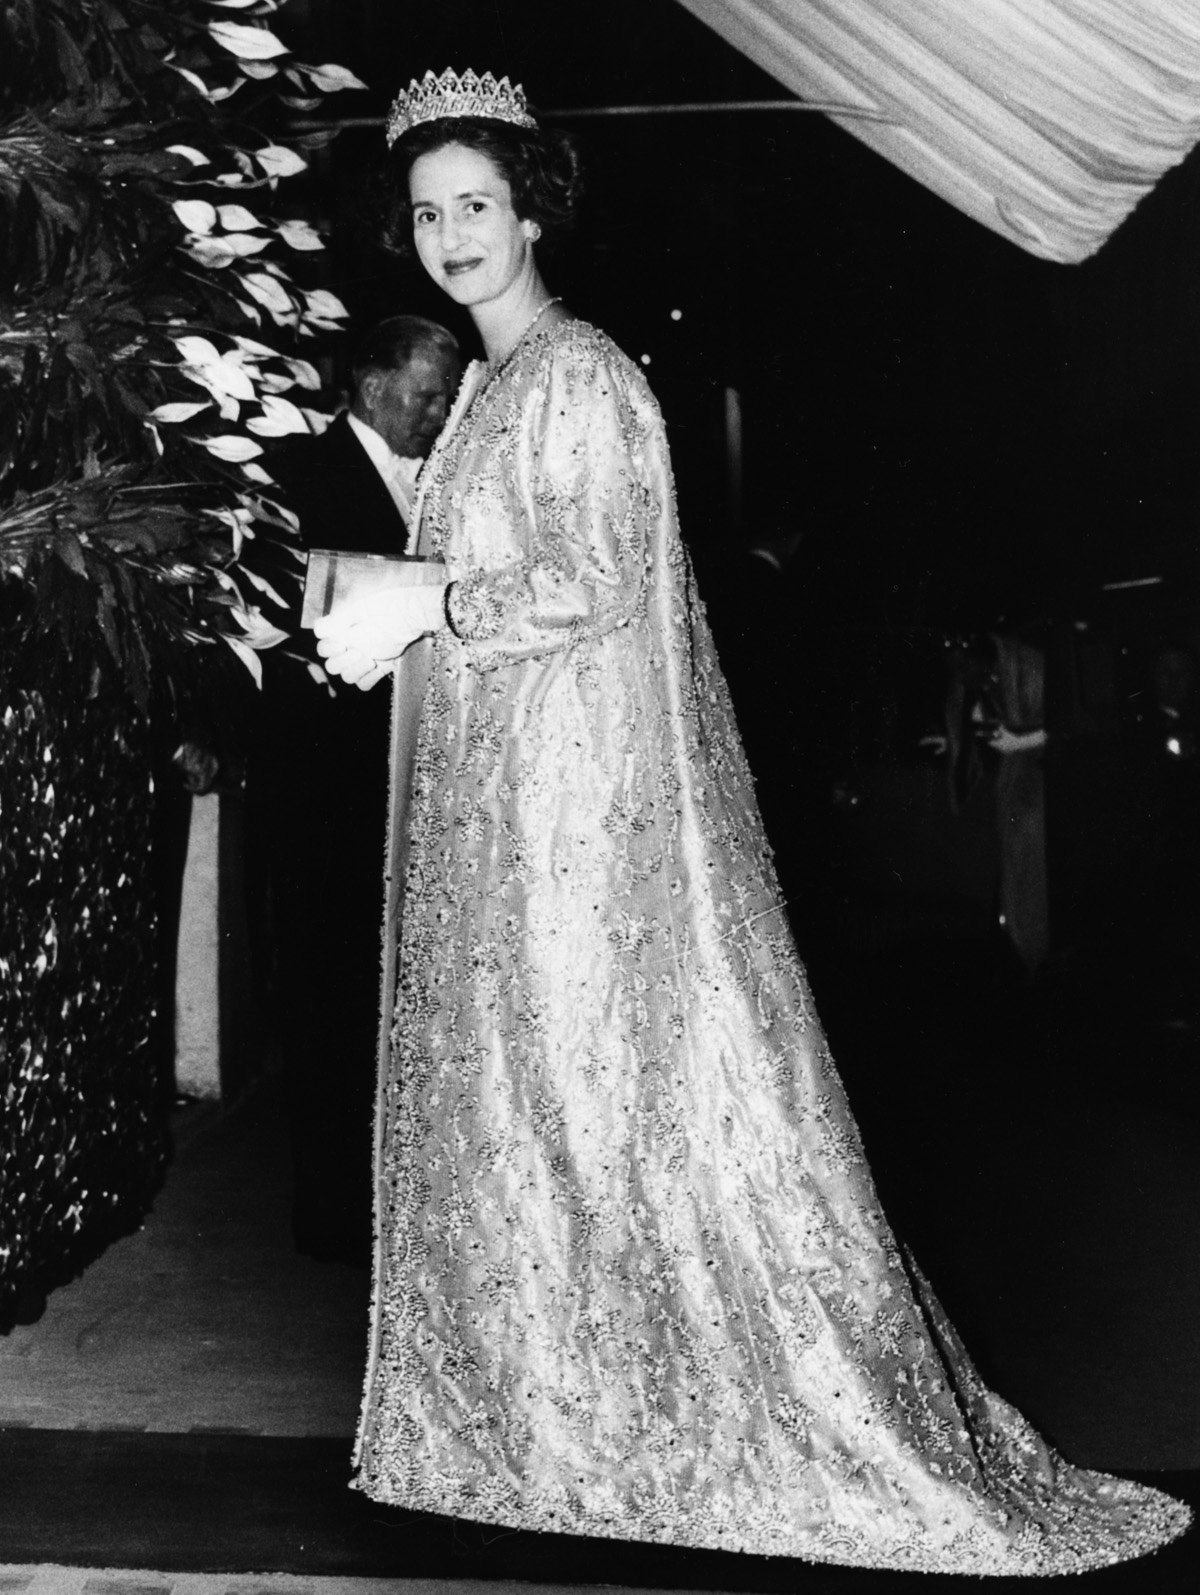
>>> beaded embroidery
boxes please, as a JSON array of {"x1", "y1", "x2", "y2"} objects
[{"x1": 444, "y1": 573, "x2": 507, "y2": 641}]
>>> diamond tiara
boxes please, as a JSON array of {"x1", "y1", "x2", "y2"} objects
[{"x1": 386, "y1": 69, "x2": 538, "y2": 147}]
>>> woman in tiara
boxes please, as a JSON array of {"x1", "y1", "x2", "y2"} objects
[{"x1": 313, "y1": 69, "x2": 1190, "y2": 1575}]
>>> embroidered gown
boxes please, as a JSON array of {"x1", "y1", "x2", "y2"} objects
[{"x1": 352, "y1": 317, "x2": 1190, "y2": 1575}]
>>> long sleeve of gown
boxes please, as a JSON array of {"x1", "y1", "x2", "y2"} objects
[{"x1": 444, "y1": 341, "x2": 652, "y2": 671}]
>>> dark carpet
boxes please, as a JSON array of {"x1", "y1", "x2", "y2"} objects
[{"x1": 0, "y1": 1429, "x2": 1194, "y2": 1590}]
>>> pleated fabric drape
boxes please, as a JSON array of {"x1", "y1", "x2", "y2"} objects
[{"x1": 675, "y1": 0, "x2": 1200, "y2": 260}]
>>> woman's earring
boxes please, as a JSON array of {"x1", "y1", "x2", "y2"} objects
[{"x1": 528, "y1": 222, "x2": 542, "y2": 241}]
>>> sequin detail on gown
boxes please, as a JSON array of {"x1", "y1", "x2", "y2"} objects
[{"x1": 353, "y1": 319, "x2": 1191, "y2": 1575}]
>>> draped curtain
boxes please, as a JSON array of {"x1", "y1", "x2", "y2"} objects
[{"x1": 674, "y1": 0, "x2": 1200, "y2": 261}]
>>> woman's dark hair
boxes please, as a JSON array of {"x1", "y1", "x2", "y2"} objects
[{"x1": 383, "y1": 116, "x2": 583, "y2": 257}]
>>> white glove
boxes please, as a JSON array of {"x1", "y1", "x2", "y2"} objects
[{"x1": 313, "y1": 583, "x2": 446, "y2": 691}]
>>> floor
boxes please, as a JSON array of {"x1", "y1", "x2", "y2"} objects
[
  {"x1": 0, "y1": 1087, "x2": 367, "y2": 1439},
  {"x1": 1, "y1": 935, "x2": 1197, "y2": 1590},
  {"x1": 0, "y1": 1573, "x2": 436, "y2": 1595}
]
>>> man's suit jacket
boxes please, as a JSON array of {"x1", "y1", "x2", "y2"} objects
[
  {"x1": 283, "y1": 410, "x2": 414, "y2": 561},
  {"x1": 259, "y1": 408, "x2": 412, "y2": 800},
  {"x1": 248, "y1": 412, "x2": 414, "y2": 651},
  {"x1": 247, "y1": 414, "x2": 415, "y2": 1262}
]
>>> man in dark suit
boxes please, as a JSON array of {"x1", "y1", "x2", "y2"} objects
[
  {"x1": 250, "y1": 316, "x2": 461, "y2": 1264},
  {"x1": 292, "y1": 315, "x2": 461, "y2": 551}
]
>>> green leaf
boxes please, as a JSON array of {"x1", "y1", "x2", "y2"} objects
[
  {"x1": 94, "y1": 563, "x2": 122, "y2": 667},
  {"x1": 54, "y1": 530, "x2": 87, "y2": 577}
]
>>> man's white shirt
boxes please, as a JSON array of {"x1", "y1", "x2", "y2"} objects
[{"x1": 347, "y1": 412, "x2": 421, "y2": 530}]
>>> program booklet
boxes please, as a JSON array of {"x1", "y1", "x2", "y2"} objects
[{"x1": 300, "y1": 549, "x2": 447, "y2": 630}]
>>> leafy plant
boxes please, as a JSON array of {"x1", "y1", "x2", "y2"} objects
[
  {"x1": 0, "y1": 0, "x2": 366, "y2": 706},
  {"x1": 0, "y1": 0, "x2": 369, "y2": 1327}
]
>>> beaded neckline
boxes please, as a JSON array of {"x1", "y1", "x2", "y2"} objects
[
  {"x1": 411, "y1": 315, "x2": 580, "y2": 552},
  {"x1": 487, "y1": 296, "x2": 561, "y2": 369}
]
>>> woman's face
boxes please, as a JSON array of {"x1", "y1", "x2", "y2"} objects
[{"x1": 409, "y1": 142, "x2": 537, "y2": 311}]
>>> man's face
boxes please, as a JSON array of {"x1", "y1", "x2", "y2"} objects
[{"x1": 359, "y1": 351, "x2": 460, "y2": 459}]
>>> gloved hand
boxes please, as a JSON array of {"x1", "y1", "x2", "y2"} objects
[{"x1": 313, "y1": 583, "x2": 447, "y2": 690}]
